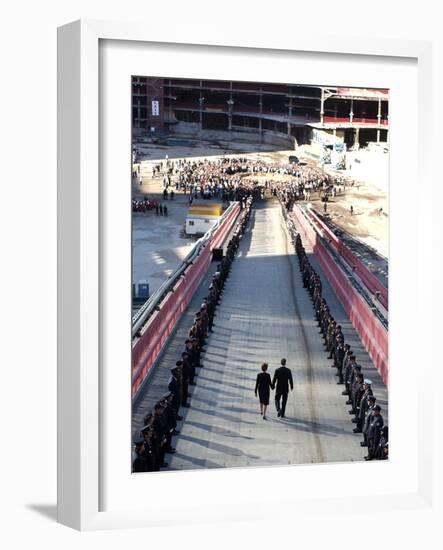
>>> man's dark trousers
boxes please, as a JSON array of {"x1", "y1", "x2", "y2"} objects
[{"x1": 275, "y1": 391, "x2": 288, "y2": 416}]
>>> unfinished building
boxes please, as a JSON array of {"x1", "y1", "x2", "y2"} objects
[{"x1": 132, "y1": 77, "x2": 388, "y2": 149}]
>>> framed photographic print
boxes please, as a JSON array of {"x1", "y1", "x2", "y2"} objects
[{"x1": 57, "y1": 19, "x2": 433, "y2": 531}]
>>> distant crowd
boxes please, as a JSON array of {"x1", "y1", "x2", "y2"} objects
[
  {"x1": 147, "y1": 156, "x2": 348, "y2": 204},
  {"x1": 134, "y1": 156, "x2": 355, "y2": 219}
]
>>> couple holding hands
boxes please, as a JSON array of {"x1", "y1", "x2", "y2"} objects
[{"x1": 254, "y1": 358, "x2": 294, "y2": 420}]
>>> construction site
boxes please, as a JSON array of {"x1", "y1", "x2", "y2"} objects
[{"x1": 131, "y1": 76, "x2": 389, "y2": 473}]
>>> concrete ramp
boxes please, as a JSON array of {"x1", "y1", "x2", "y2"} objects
[{"x1": 167, "y1": 200, "x2": 387, "y2": 470}]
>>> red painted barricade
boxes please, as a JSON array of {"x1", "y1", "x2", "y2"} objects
[
  {"x1": 323, "y1": 116, "x2": 388, "y2": 126},
  {"x1": 132, "y1": 204, "x2": 241, "y2": 397},
  {"x1": 306, "y1": 208, "x2": 388, "y2": 310},
  {"x1": 292, "y1": 205, "x2": 388, "y2": 385}
]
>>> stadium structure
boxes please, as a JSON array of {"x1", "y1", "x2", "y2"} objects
[{"x1": 132, "y1": 76, "x2": 389, "y2": 150}]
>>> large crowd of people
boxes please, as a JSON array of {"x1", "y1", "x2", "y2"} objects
[
  {"x1": 132, "y1": 154, "x2": 388, "y2": 471},
  {"x1": 148, "y1": 156, "x2": 346, "y2": 204},
  {"x1": 132, "y1": 197, "x2": 253, "y2": 472},
  {"x1": 134, "y1": 155, "x2": 350, "y2": 218}
]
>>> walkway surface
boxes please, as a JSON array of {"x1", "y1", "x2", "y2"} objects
[{"x1": 138, "y1": 199, "x2": 388, "y2": 471}]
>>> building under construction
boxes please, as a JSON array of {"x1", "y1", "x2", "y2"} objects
[{"x1": 132, "y1": 76, "x2": 389, "y2": 149}]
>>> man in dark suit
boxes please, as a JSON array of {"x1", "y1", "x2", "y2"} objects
[
  {"x1": 168, "y1": 366, "x2": 181, "y2": 414},
  {"x1": 272, "y1": 358, "x2": 294, "y2": 418},
  {"x1": 132, "y1": 439, "x2": 150, "y2": 473},
  {"x1": 364, "y1": 405, "x2": 384, "y2": 461}
]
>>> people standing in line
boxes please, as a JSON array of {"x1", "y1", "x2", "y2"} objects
[
  {"x1": 336, "y1": 344, "x2": 351, "y2": 385},
  {"x1": 162, "y1": 392, "x2": 180, "y2": 435},
  {"x1": 181, "y1": 350, "x2": 194, "y2": 387},
  {"x1": 283, "y1": 191, "x2": 388, "y2": 461},
  {"x1": 175, "y1": 360, "x2": 189, "y2": 408},
  {"x1": 167, "y1": 366, "x2": 181, "y2": 414},
  {"x1": 141, "y1": 427, "x2": 159, "y2": 471},
  {"x1": 374, "y1": 426, "x2": 388, "y2": 460},
  {"x1": 254, "y1": 363, "x2": 273, "y2": 420},
  {"x1": 132, "y1": 197, "x2": 254, "y2": 473},
  {"x1": 132, "y1": 439, "x2": 151, "y2": 472},
  {"x1": 183, "y1": 346, "x2": 196, "y2": 386},
  {"x1": 360, "y1": 395, "x2": 376, "y2": 448},
  {"x1": 272, "y1": 358, "x2": 294, "y2": 418},
  {"x1": 150, "y1": 408, "x2": 168, "y2": 469},
  {"x1": 352, "y1": 379, "x2": 373, "y2": 433},
  {"x1": 348, "y1": 372, "x2": 364, "y2": 415},
  {"x1": 343, "y1": 355, "x2": 358, "y2": 397},
  {"x1": 345, "y1": 364, "x2": 362, "y2": 406},
  {"x1": 155, "y1": 399, "x2": 176, "y2": 455},
  {"x1": 364, "y1": 405, "x2": 384, "y2": 461}
]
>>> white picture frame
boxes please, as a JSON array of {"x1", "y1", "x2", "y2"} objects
[{"x1": 57, "y1": 19, "x2": 434, "y2": 531}]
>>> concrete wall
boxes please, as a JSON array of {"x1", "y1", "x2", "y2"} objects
[
  {"x1": 168, "y1": 121, "x2": 295, "y2": 148},
  {"x1": 312, "y1": 128, "x2": 345, "y2": 145}
]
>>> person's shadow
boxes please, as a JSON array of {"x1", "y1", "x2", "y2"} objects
[{"x1": 26, "y1": 504, "x2": 57, "y2": 522}]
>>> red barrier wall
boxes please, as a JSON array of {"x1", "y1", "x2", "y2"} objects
[
  {"x1": 306, "y1": 209, "x2": 388, "y2": 310},
  {"x1": 292, "y1": 206, "x2": 388, "y2": 385},
  {"x1": 132, "y1": 204, "x2": 241, "y2": 397},
  {"x1": 323, "y1": 116, "x2": 388, "y2": 126}
]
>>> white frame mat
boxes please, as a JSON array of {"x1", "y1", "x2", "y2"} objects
[{"x1": 57, "y1": 19, "x2": 433, "y2": 531}]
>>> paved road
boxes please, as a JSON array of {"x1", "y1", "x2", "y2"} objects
[
  {"x1": 132, "y1": 176, "x2": 195, "y2": 296},
  {"x1": 163, "y1": 199, "x2": 388, "y2": 470}
]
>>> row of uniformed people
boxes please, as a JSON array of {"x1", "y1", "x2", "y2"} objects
[
  {"x1": 132, "y1": 197, "x2": 253, "y2": 472},
  {"x1": 293, "y1": 222, "x2": 388, "y2": 462}
]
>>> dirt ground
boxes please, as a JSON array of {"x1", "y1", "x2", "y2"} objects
[{"x1": 310, "y1": 180, "x2": 388, "y2": 258}]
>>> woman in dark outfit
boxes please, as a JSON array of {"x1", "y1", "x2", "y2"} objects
[{"x1": 255, "y1": 363, "x2": 273, "y2": 419}]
